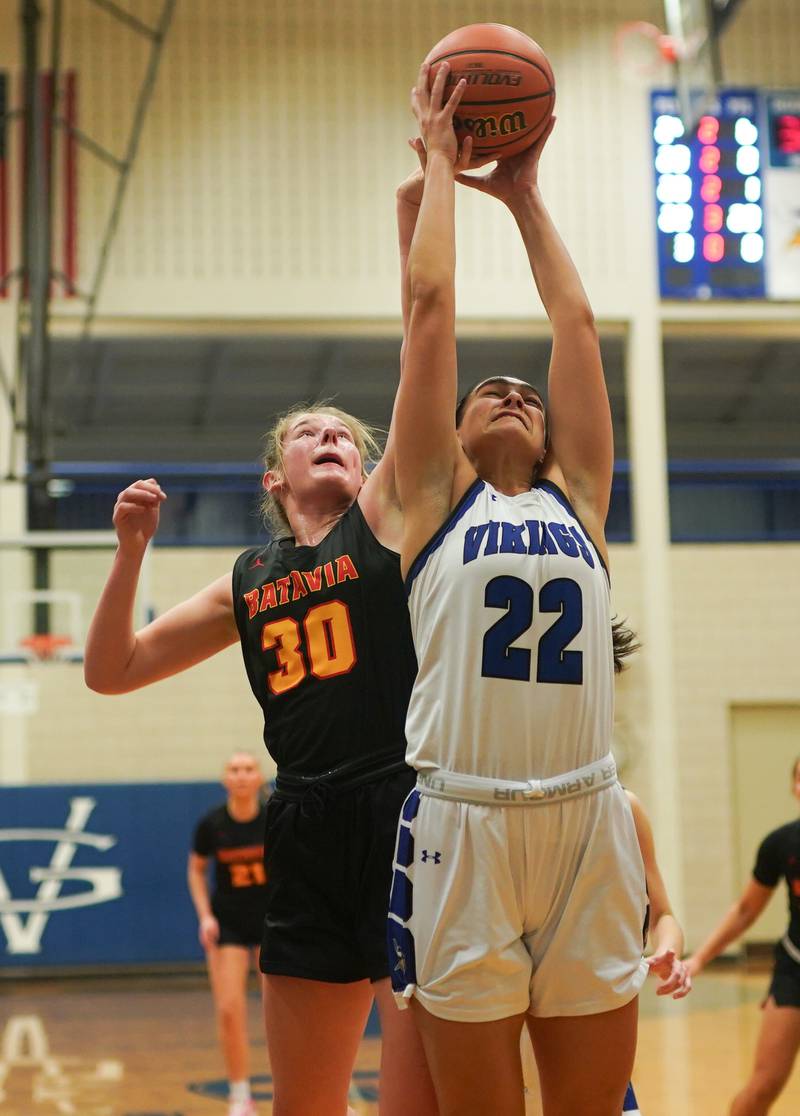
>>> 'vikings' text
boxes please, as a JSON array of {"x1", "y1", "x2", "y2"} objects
[{"x1": 463, "y1": 520, "x2": 595, "y2": 568}]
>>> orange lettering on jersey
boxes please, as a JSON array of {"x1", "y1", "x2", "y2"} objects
[
  {"x1": 303, "y1": 566, "x2": 323, "y2": 592},
  {"x1": 260, "y1": 582, "x2": 278, "y2": 611},
  {"x1": 230, "y1": 862, "x2": 267, "y2": 887},
  {"x1": 792, "y1": 879, "x2": 800, "y2": 897},
  {"x1": 217, "y1": 844, "x2": 264, "y2": 863},
  {"x1": 290, "y1": 570, "x2": 308, "y2": 600},
  {"x1": 244, "y1": 589, "x2": 260, "y2": 620},
  {"x1": 335, "y1": 554, "x2": 358, "y2": 582},
  {"x1": 248, "y1": 556, "x2": 362, "y2": 623}
]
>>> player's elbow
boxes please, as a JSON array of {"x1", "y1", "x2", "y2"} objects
[
  {"x1": 83, "y1": 663, "x2": 129, "y2": 695},
  {"x1": 553, "y1": 301, "x2": 596, "y2": 334},
  {"x1": 409, "y1": 270, "x2": 453, "y2": 311}
]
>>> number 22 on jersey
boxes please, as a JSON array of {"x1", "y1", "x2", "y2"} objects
[
  {"x1": 481, "y1": 575, "x2": 583, "y2": 685},
  {"x1": 261, "y1": 599, "x2": 357, "y2": 694}
]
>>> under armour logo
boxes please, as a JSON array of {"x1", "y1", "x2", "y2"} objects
[
  {"x1": 0, "y1": 798, "x2": 122, "y2": 955},
  {"x1": 420, "y1": 850, "x2": 441, "y2": 864},
  {"x1": 392, "y1": 938, "x2": 406, "y2": 975}
]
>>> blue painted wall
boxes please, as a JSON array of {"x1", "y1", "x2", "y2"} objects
[{"x1": 0, "y1": 782, "x2": 225, "y2": 967}]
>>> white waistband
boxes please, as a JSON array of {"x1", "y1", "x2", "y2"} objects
[{"x1": 416, "y1": 753, "x2": 618, "y2": 806}]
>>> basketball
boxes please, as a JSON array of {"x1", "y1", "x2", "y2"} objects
[{"x1": 424, "y1": 23, "x2": 555, "y2": 161}]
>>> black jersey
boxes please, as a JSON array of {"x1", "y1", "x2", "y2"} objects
[
  {"x1": 753, "y1": 818, "x2": 800, "y2": 949},
  {"x1": 193, "y1": 802, "x2": 268, "y2": 912},
  {"x1": 232, "y1": 500, "x2": 416, "y2": 776}
]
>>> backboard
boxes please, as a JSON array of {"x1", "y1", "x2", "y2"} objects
[{"x1": 0, "y1": 531, "x2": 152, "y2": 665}]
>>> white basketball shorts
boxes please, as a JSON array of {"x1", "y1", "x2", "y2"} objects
[{"x1": 387, "y1": 780, "x2": 648, "y2": 1022}]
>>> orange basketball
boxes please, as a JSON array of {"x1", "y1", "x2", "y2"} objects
[{"x1": 423, "y1": 24, "x2": 555, "y2": 161}]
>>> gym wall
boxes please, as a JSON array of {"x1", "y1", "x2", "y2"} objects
[{"x1": 0, "y1": 0, "x2": 797, "y2": 953}]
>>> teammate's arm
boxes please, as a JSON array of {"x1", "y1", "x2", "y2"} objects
[
  {"x1": 84, "y1": 479, "x2": 239, "y2": 694},
  {"x1": 627, "y1": 791, "x2": 691, "y2": 998},
  {"x1": 187, "y1": 852, "x2": 219, "y2": 950},
  {"x1": 456, "y1": 120, "x2": 612, "y2": 560},
  {"x1": 687, "y1": 878, "x2": 774, "y2": 976}
]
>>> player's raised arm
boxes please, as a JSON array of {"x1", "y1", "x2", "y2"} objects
[
  {"x1": 355, "y1": 154, "x2": 428, "y2": 546},
  {"x1": 84, "y1": 478, "x2": 238, "y2": 694},
  {"x1": 456, "y1": 120, "x2": 613, "y2": 546},
  {"x1": 392, "y1": 63, "x2": 473, "y2": 564},
  {"x1": 396, "y1": 144, "x2": 427, "y2": 373}
]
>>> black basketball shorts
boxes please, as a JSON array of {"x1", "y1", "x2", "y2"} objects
[
  {"x1": 767, "y1": 940, "x2": 800, "y2": 1008},
  {"x1": 212, "y1": 900, "x2": 265, "y2": 949},
  {"x1": 259, "y1": 765, "x2": 416, "y2": 983}
]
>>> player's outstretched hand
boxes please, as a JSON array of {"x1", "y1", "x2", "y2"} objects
[
  {"x1": 648, "y1": 948, "x2": 693, "y2": 999},
  {"x1": 199, "y1": 914, "x2": 220, "y2": 951},
  {"x1": 685, "y1": 954, "x2": 703, "y2": 979},
  {"x1": 411, "y1": 61, "x2": 472, "y2": 167},
  {"x1": 112, "y1": 478, "x2": 166, "y2": 553},
  {"x1": 455, "y1": 114, "x2": 556, "y2": 209}
]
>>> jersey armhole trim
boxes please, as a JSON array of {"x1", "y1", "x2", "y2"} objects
[
  {"x1": 533, "y1": 478, "x2": 610, "y2": 583},
  {"x1": 405, "y1": 479, "x2": 485, "y2": 597}
]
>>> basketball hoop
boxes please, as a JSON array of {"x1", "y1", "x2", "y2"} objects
[
  {"x1": 613, "y1": 21, "x2": 679, "y2": 81},
  {"x1": 19, "y1": 634, "x2": 73, "y2": 661}
]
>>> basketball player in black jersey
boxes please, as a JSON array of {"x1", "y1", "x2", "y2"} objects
[
  {"x1": 688, "y1": 757, "x2": 800, "y2": 1115},
  {"x1": 84, "y1": 402, "x2": 436, "y2": 1116},
  {"x1": 188, "y1": 751, "x2": 268, "y2": 1116}
]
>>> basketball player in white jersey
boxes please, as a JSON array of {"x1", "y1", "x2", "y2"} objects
[{"x1": 386, "y1": 61, "x2": 650, "y2": 1116}]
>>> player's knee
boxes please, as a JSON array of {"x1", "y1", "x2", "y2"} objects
[
  {"x1": 546, "y1": 1081, "x2": 629, "y2": 1116},
  {"x1": 748, "y1": 1068, "x2": 790, "y2": 1105},
  {"x1": 215, "y1": 995, "x2": 246, "y2": 1026}
]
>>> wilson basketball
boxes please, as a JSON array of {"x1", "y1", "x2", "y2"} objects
[{"x1": 424, "y1": 24, "x2": 555, "y2": 160}]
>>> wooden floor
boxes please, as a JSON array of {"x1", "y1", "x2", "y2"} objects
[{"x1": 2, "y1": 966, "x2": 798, "y2": 1115}]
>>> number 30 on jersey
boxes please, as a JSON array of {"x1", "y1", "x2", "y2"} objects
[{"x1": 261, "y1": 599, "x2": 357, "y2": 694}]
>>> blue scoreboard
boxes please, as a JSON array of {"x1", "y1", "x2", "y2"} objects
[{"x1": 651, "y1": 88, "x2": 800, "y2": 300}]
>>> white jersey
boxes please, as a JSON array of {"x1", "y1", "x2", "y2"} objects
[{"x1": 405, "y1": 478, "x2": 613, "y2": 782}]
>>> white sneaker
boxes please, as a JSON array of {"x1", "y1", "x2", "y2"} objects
[{"x1": 227, "y1": 1101, "x2": 257, "y2": 1116}]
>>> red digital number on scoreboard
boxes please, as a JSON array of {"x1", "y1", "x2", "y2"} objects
[{"x1": 776, "y1": 114, "x2": 800, "y2": 155}]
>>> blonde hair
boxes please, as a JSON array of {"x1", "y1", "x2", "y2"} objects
[{"x1": 260, "y1": 402, "x2": 383, "y2": 536}]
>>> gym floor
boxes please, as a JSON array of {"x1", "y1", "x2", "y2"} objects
[{"x1": 2, "y1": 964, "x2": 797, "y2": 1115}]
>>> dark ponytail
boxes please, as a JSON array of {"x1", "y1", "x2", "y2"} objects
[{"x1": 612, "y1": 618, "x2": 641, "y2": 674}]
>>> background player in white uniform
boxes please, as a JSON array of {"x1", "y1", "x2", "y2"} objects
[{"x1": 387, "y1": 61, "x2": 650, "y2": 1115}]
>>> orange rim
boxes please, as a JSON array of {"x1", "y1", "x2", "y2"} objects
[{"x1": 19, "y1": 634, "x2": 73, "y2": 660}]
